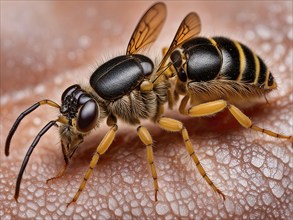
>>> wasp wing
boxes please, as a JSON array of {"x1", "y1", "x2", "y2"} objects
[
  {"x1": 157, "y1": 12, "x2": 201, "y2": 72},
  {"x1": 126, "y1": 2, "x2": 166, "y2": 55}
]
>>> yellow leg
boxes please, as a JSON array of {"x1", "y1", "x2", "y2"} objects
[
  {"x1": 140, "y1": 80, "x2": 154, "y2": 92},
  {"x1": 188, "y1": 99, "x2": 292, "y2": 141},
  {"x1": 157, "y1": 117, "x2": 225, "y2": 200},
  {"x1": 137, "y1": 126, "x2": 159, "y2": 201},
  {"x1": 47, "y1": 140, "x2": 69, "y2": 183},
  {"x1": 46, "y1": 163, "x2": 68, "y2": 183},
  {"x1": 179, "y1": 94, "x2": 190, "y2": 115},
  {"x1": 188, "y1": 100, "x2": 227, "y2": 117},
  {"x1": 67, "y1": 125, "x2": 118, "y2": 207}
]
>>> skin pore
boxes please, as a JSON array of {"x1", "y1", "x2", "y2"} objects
[{"x1": 1, "y1": 1, "x2": 292, "y2": 219}]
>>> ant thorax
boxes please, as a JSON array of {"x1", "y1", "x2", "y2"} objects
[{"x1": 90, "y1": 79, "x2": 170, "y2": 125}]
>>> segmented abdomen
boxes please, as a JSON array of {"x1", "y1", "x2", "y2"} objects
[{"x1": 211, "y1": 36, "x2": 276, "y2": 89}]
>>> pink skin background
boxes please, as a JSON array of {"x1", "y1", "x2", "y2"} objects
[{"x1": 1, "y1": 1, "x2": 292, "y2": 219}]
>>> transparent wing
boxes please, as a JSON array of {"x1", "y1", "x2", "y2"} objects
[
  {"x1": 126, "y1": 2, "x2": 167, "y2": 55},
  {"x1": 157, "y1": 12, "x2": 201, "y2": 72}
]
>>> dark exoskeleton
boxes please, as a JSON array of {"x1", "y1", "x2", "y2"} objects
[
  {"x1": 5, "y1": 2, "x2": 170, "y2": 205},
  {"x1": 5, "y1": 2, "x2": 292, "y2": 207}
]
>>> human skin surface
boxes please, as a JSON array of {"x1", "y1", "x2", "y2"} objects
[{"x1": 1, "y1": 1, "x2": 292, "y2": 219}]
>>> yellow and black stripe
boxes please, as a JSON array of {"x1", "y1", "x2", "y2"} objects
[{"x1": 212, "y1": 37, "x2": 276, "y2": 89}]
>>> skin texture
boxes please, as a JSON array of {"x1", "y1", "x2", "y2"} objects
[{"x1": 1, "y1": 1, "x2": 292, "y2": 219}]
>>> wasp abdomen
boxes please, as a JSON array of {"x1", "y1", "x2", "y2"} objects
[
  {"x1": 212, "y1": 37, "x2": 275, "y2": 89},
  {"x1": 90, "y1": 54, "x2": 154, "y2": 101},
  {"x1": 180, "y1": 36, "x2": 276, "y2": 89}
]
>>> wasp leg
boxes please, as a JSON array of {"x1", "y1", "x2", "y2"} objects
[
  {"x1": 179, "y1": 94, "x2": 190, "y2": 115},
  {"x1": 188, "y1": 99, "x2": 293, "y2": 141},
  {"x1": 167, "y1": 89, "x2": 175, "y2": 109},
  {"x1": 167, "y1": 81, "x2": 180, "y2": 110},
  {"x1": 157, "y1": 117, "x2": 225, "y2": 200},
  {"x1": 66, "y1": 125, "x2": 118, "y2": 207},
  {"x1": 137, "y1": 126, "x2": 159, "y2": 201}
]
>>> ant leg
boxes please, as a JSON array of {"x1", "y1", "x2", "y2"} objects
[
  {"x1": 46, "y1": 163, "x2": 68, "y2": 183},
  {"x1": 47, "y1": 136, "x2": 82, "y2": 183},
  {"x1": 66, "y1": 125, "x2": 118, "y2": 207},
  {"x1": 137, "y1": 126, "x2": 159, "y2": 201},
  {"x1": 140, "y1": 80, "x2": 154, "y2": 92},
  {"x1": 46, "y1": 141, "x2": 69, "y2": 183},
  {"x1": 188, "y1": 99, "x2": 293, "y2": 141},
  {"x1": 157, "y1": 117, "x2": 225, "y2": 200}
]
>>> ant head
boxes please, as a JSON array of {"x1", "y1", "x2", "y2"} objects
[
  {"x1": 59, "y1": 84, "x2": 100, "y2": 156},
  {"x1": 61, "y1": 84, "x2": 100, "y2": 133},
  {"x1": 5, "y1": 84, "x2": 101, "y2": 200}
]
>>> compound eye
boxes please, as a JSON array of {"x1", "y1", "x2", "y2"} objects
[{"x1": 76, "y1": 100, "x2": 99, "y2": 133}]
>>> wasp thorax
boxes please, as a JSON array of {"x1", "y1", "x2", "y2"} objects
[{"x1": 61, "y1": 84, "x2": 99, "y2": 133}]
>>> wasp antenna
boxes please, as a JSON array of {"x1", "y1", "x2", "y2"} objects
[
  {"x1": 5, "y1": 100, "x2": 60, "y2": 156},
  {"x1": 14, "y1": 120, "x2": 57, "y2": 201}
]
